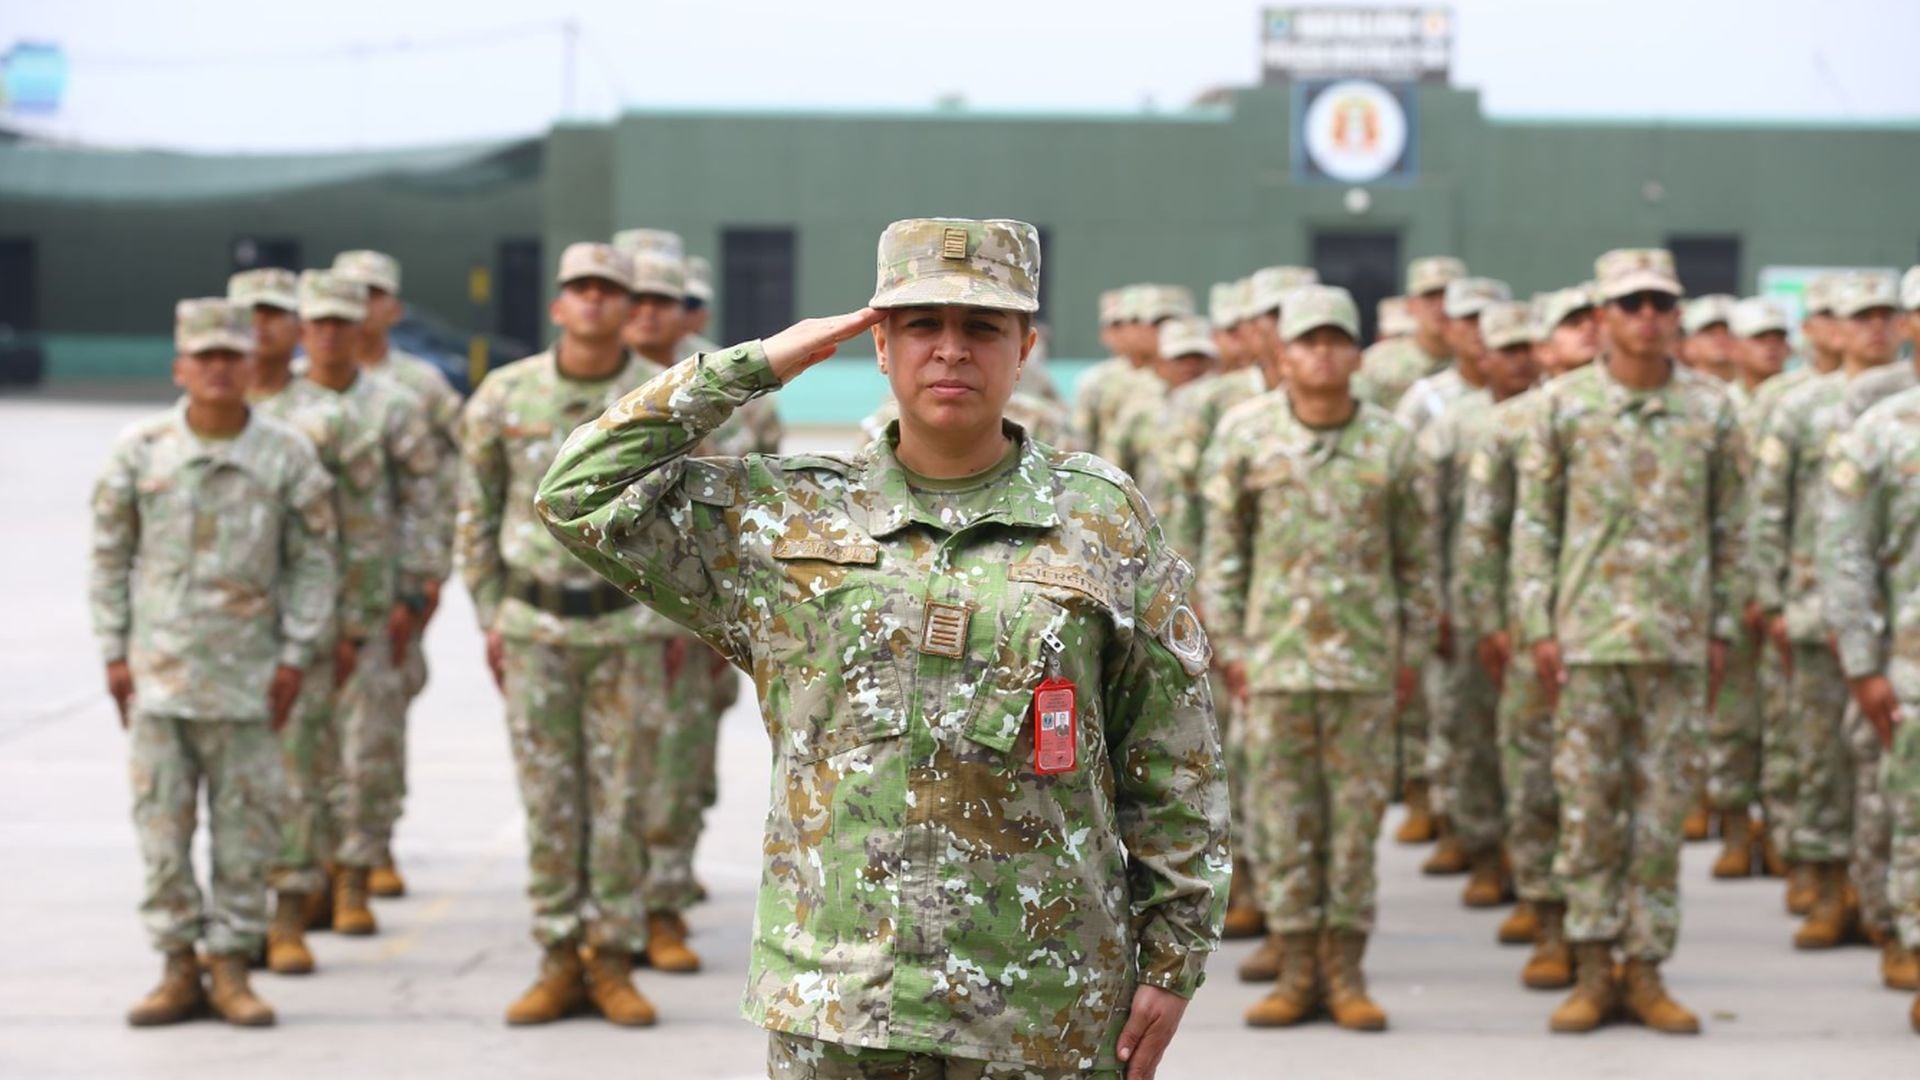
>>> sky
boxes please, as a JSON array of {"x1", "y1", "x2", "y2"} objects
[{"x1": 5, "y1": 0, "x2": 1919, "y2": 153}]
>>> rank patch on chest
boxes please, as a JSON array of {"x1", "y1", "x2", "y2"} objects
[{"x1": 919, "y1": 600, "x2": 972, "y2": 658}]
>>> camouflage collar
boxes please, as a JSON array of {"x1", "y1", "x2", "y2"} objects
[
  {"x1": 856, "y1": 419, "x2": 1060, "y2": 537},
  {"x1": 1593, "y1": 353, "x2": 1684, "y2": 416},
  {"x1": 1277, "y1": 395, "x2": 1370, "y2": 460},
  {"x1": 170, "y1": 397, "x2": 269, "y2": 473}
]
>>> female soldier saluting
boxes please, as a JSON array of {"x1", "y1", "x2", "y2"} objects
[{"x1": 537, "y1": 218, "x2": 1228, "y2": 1078}]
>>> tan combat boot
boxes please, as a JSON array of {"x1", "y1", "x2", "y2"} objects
[
  {"x1": 265, "y1": 892, "x2": 315, "y2": 975},
  {"x1": 1549, "y1": 942, "x2": 1619, "y2": 1033},
  {"x1": 1395, "y1": 780, "x2": 1437, "y2": 844},
  {"x1": 1785, "y1": 863, "x2": 1815, "y2": 915},
  {"x1": 126, "y1": 949, "x2": 206, "y2": 1027},
  {"x1": 333, "y1": 867, "x2": 377, "y2": 936},
  {"x1": 644, "y1": 911, "x2": 701, "y2": 973},
  {"x1": 1619, "y1": 957, "x2": 1700, "y2": 1034},
  {"x1": 303, "y1": 868, "x2": 334, "y2": 931},
  {"x1": 1882, "y1": 942, "x2": 1920, "y2": 992},
  {"x1": 1421, "y1": 818, "x2": 1469, "y2": 876},
  {"x1": 1462, "y1": 850, "x2": 1510, "y2": 908},
  {"x1": 1682, "y1": 797, "x2": 1711, "y2": 842},
  {"x1": 1223, "y1": 859, "x2": 1266, "y2": 940},
  {"x1": 1321, "y1": 931, "x2": 1387, "y2": 1031},
  {"x1": 205, "y1": 952, "x2": 276, "y2": 1027},
  {"x1": 1238, "y1": 932, "x2": 1284, "y2": 983},
  {"x1": 585, "y1": 948, "x2": 658, "y2": 1027},
  {"x1": 1793, "y1": 862, "x2": 1856, "y2": 950},
  {"x1": 1758, "y1": 828, "x2": 1788, "y2": 878},
  {"x1": 506, "y1": 942, "x2": 587, "y2": 1025},
  {"x1": 368, "y1": 859, "x2": 406, "y2": 898},
  {"x1": 1522, "y1": 902, "x2": 1573, "y2": 990},
  {"x1": 1498, "y1": 901, "x2": 1540, "y2": 947},
  {"x1": 1710, "y1": 812, "x2": 1754, "y2": 879},
  {"x1": 1244, "y1": 932, "x2": 1319, "y2": 1027}
]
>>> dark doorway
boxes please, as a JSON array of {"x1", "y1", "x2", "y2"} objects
[
  {"x1": 1668, "y1": 235, "x2": 1741, "y2": 296},
  {"x1": 0, "y1": 238, "x2": 36, "y2": 332},
  {"x1": 1312, "y1": 231, "x2": 1401, "y2": 345},
  {"x1": 231, "y1": 236, "x2": 300, "y2": 272},
  {"x1": 721, "y1": 228, "x2": 795, "y2": 347},
  {"x1": 496, "y1": 238, "x2": 542, "y2": 353}
]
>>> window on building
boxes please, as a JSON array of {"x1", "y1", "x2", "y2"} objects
[
  {"x1": 0, "y1": 238, "x2": 36, "y2": 333},
  {"x1": 231, "y1": 236, "x2": 300, "y2": 273},
  {"x1": 1668, "y1": 235, "x2": 1741, "y2": 296},
  {"x1": 495, "y1": 238, "x2": 542, "y2": 354},
  {"x1": 1311, "y1": 231, "x2": 1401, "y2": 345},
  {"x1": 721, "y1": 228, "x2": 795, "y2": 348}
]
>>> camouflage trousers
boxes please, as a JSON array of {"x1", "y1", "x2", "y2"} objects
[
  {"x1": 645, "y1": 635, "x2": 730, "y2": 913},
  {"x1": 335, "y1": 621, "x2": 411, "y2": 869},
  {"x1": 1499, "y1": 649, "x2": 1561, "y2": 903},
  {"x1": 1421, "y1": 655, "x2": 1457, "y2": 818},
  {"x1": 1246, "y1": 690, "x2": 1393, "y2": 934},
  {"x1": 1758, "y1": 651, "x2": 1797, "y2": 857},
  {"x1": 1396, "y1": 668, "x2": 1430, "y2": 789},
  {"x1": 1706, "y1": 630, "x2": 1764, "y2": 812},
  {"x1": 1443, "y1": 648, "x2": 1504, "y2": 855},
  {"x1": 1215, "y1": 672, "x2": 1258, "y2": 882},
  {"x1": 1785, "y1": 644, "x2": 1854, "y2": 863},
  {"x1": 502, "y1": 636, "x2": 666, "y2": 952},
  {"x1": 767, "y1": 1032, "x2": 1120, "y2": 1079},
  {"x1": 1553, "y1": 664, "x2": 1705, "y2": 961},
  {"x1": 1888, "y1": 704, "x2": 1920, "y2": 951},
  {"x1": 270, "y1": 649, "x2": 342, "y2": 896},
  {"x1": 1848, "y1": 702, "x2": 1894, "y2": 938},
  {"x1": 129, "y1": 712, "x2": 283, "y2": 955}
]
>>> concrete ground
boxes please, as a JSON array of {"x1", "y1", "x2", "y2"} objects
[{"x1": 2, "y1": 396, "x2": 1914, "y2": 1078}]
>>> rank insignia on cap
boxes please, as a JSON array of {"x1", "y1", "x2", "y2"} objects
[{"x1": 942, "y1": 227, "x2": 969, "y2": 260}]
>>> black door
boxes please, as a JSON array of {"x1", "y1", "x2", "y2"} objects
[
  {"x1": 1312, "y1": 231, "x2": 1401, "y2": 345},
  {"x1": 721, "y1": 228, "x2": 796, "y2": 347},
  {"x1": 0, "y1": 238, "x2": 36, "y2": 332},
  {"x1": 231, "y1": 236, "x2": 300, "y2": 272},
  {"x1": 495, "y1": 238, "x2": 542, "y2": 354},
  {"x1": 1668, "y1": 235, "x2": 1741, "y2": 296}
]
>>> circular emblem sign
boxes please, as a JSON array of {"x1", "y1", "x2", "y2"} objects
[{"x1": 1303, "y1": 79, "x2": 1408, "y2": 184}]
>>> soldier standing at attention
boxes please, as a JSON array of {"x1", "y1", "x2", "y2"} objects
[
  {"x1": 1204, "y1": 285, "x2": 1435, "y2": 1032},
  {"x1": 458, "y1": 243, "x2": 666, "y2": 1026},
  {"x1": 1069, "y1": 286, "x2": 1139, "y2": 452},
  {"x1": 1354, "y1": 255, "x2": 1463, "y2": 411},
  {"x1": 1107, "y1": 314, "x2": 1218, "y2": 510},
  {"x1": 297, "y1": 270, "x2": 446, "y2": 937},
  {"x1": 95, "y1": 299, "x2": 338, "y2": 1027},
  {"x1": 1679, "y1": 294, "x2": 1740, "y2": 385},
  {"x1": 1513, "y1": 249, "x2": 1746, "y2": 1036},
  {"x1": 331, "y1": 250, "x2": 460, "y2": 899},
  {"x1": 1092, "y1": 285, "x2": 1194, "y2": 467},
  {"x1": 538, "y1": 217, "x2": 1228, "y2": 1078}
]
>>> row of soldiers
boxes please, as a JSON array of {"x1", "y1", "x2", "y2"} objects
[
  {"x1": 1071, "y1": 252, "x2": 1920, "y2": 1035},
  {"x1": 94, "y1": 235, "x2": 765, "y2": 1027}
]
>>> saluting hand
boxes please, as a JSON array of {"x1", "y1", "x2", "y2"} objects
[{"x1": 763, "y1": 308, "x2": 887, "y2": 384}]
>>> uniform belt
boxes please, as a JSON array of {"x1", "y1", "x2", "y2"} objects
[{"x1": 507, "y1": 574, "x2": 637, "y2": 618}]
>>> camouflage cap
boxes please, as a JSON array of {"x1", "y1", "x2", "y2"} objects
[
  {"x1": 1406, "y1": 256, "x2": 1467, "y2": 296},
  {"x1": 685, "y1": 254, "x2": 714, "y2": 303},
  {"x1": 612, "y1": 228, "x2": 685, "y2": 261},
  {"x1": 869, "y1": 218, "x2": 1040, "y2": 313},
  {"x1": 1159, "y1": 315, "x2": 1218, "y2": 360},
  {"x1": 1249, "y1": 265, "x2": 1319, "y2": 317},
  {"x1": 1134, "y1": 283, "x2": 1196, "y2": 324},
  {"x1": 1594, "y1": 247, "x2": 1682, "y2": 300},
  {"x1": 1902, "y1": 266, "x2": 1920, "y2": 312},
  {"x1": 1279, "y1": 284, "x2": 1359, "y2": 342},
  {"x1": 297, "y1": 270, "x2": 368, "y2": 322},
  {"x1": 1730, "y1": 296, "x2": 1788, "y2": 338},
  {"x1": 1443, "y1": 276, "x2": 1512, "y2": 319},
  {"x1": 227, "y1": 267, "x2": 299, "y2": 313},
  {"x1": 1830, "y1": 269, "x2": 1901, "y2": 318},
  {"x1": 331, "y1": 249, "x2": 400, "y2": 294},
  {"x1": 1530, "y1": 284, "x2": 1596, "y2": 342},
  {"x1": 1680, "y1": 293, "x2": 1736, "y2": 335},
  {"x1": 1228, "y1": 277, "x2": 1256, "y2": 325},
  {"x1": 630, "y1": 253, "x2": 688, "y2": 300},
  {"x1": 1377, "y1": 295, "x2": 1414, "y2": 338},
  {"x1": 1098, "y1": 287, "x2": 1128, "y2": 326},
  {"x1": 1803, "y1": 273, "x2": 1840, "y2": 317},
  {"x1": 175, "y1": 297, "x2": 252, "y2": 355},
  {"x1": 1479, "y1": 300, "x2": 1535, "y2": 350},
  {"x1": 1208, "y1": 282, "x2": 1236, "y2": 327},
  {"x1": 556, "y1": 242, "x2": 636, "y2": 291}
]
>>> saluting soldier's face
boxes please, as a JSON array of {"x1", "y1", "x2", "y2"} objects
[
  {"x1": 174, "y1": 348, "x2": 251, "y2": 407},
  {"x1": 1280, "y1": 325, "x2": 1361, "y2": 394},
  {"x1": 874, "y1": 305, "x2": 1036, "y2": 434}
]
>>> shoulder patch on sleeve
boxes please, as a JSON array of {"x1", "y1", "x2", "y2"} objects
[{"x1": 1159, "y1": 602, "x2": 1212, "y2": 678}]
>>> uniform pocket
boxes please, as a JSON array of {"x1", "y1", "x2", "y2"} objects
[{"x1": 761, "y1": 582, "x2": 909, "y2": 763}]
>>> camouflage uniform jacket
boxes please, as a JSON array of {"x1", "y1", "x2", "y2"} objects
[
  {"x1": 1106, "y1": 374, "x2": 1173, "y2": 492},
  {"x1": 1356, "y1": 336, "x2": 1451, "y2": 410},
  {"x1": 329, "y1": 371, "x2": 449, "y2": 626},
  {"x1": 1414, "y1": 388, "x2": 1494, "y2": 630},
  {"x1": 1511, "y1": 358, "x2": 1747, "y2": 662},
  {"x1": 368, "y1": 347, "x2": 462, "y2": 572},
  {"x1": 535, "y1": 343, "x2": 1229, "y2": 1069},
  {"x1": 1450, "y1": 390, "x2": 1541, "y2": 638},
  {"x1": 1069, "y1": 356, "x2": 1131, "y2": 450},
  {"x1": 251, "y1": 377, "x2": 385, "y2": 642},
  {"x1": 1821, "y1": 385, "x2": 1920, "y2": 699},
  {"x1": 1749, "y1": 370, "x2": 1867, "y2": 641},
  {"x1": 1199, "y1": 393, "x2": 1437, "y2": 693},
  {"x1": 1838, "y1": 361, "x2": 1918, "y2": 427},
  {"x1": 1160, "y1": 367, "x2": 1267, "y2": 569},
  {"x1": 458, "y1": 348, "x2": 680, "y2": 646},
  {"x1": 90, "y1": 401, "x2": 339, "y2": 720},
  {"x1": 1393, "y1": 366, "x2": 1473, "y2": 436},
  {"x1": 1092, "y1": 366, "x2": 1159, "y2": 466}
]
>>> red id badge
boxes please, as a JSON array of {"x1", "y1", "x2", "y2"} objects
[{"x1": 1032, "y1": 676, "x2": 1078, "y2": 775}]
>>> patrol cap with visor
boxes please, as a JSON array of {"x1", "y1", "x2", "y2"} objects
[{"x1": 869, "y1": 218, "x2": 1040, "y2": 313}]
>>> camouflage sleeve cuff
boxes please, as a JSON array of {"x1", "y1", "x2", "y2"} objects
[
  {"x1": 1136, "y1": 942, "x2": 1210, "y2": 999},
  {"x1": 1518, "y1": 605, "x2": 1554, "y2": 649},
  {"x1": 697, "y1": 339, "x2": 780, "y2": 400},
  {"x1": 98, "y1": 633, "x2": 128, "y2": 664},
  {"x1": 1836, "y1": 631, "x2": 1885, "y2": 682}
]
